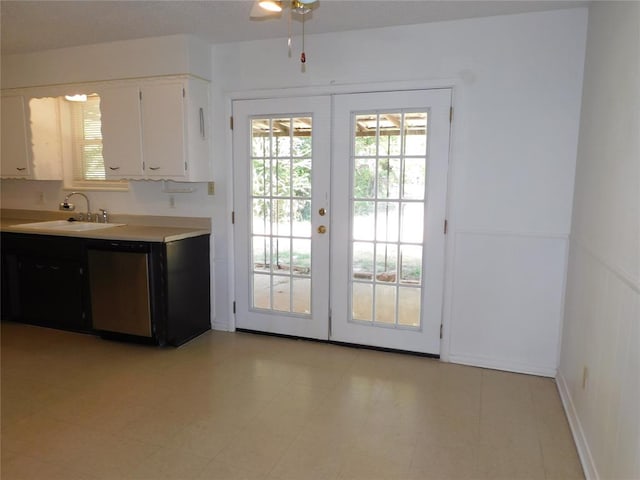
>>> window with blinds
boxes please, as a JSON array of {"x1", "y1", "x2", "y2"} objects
[{"x1": 69, "y1": 95, "x2": 105, "y2": 181}]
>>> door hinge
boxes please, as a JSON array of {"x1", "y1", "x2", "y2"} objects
[
  {"x1": 230, "y1": 116, "x2": 234, "y2": 130},
  {"x1": 231, "y1": 211, "x2": 235, "y2": 224},
  {"x1": 182, "y1": 87, "x2": 186, "y2": 98},
  {"x1": 142, "y1": 161, "x2": 146, "y2": 171},
  {"x1": 139, "y1": 91, "x2": 142, "y2": 101},
  {"x1": 444, "y1": 219, "x2": 448, "y2": 235},
  {"x1": 184, "y1": 161, "x2": 188, "y2": 171},
  {"x1": 233, "y1": 301, "x2": 236, "y2": 314},
  {"x1": 79, "y1": 267, "x2": 83, "y2": 275},
  {"x1": 449, "y1": 107, "x2": 453, "y2": 123},
  {"x1": 328, "y1": 308, "x2": 332, "y2": 337},
  {"x1": 82, "y1": 311, "x2": 86, "y2": 320},
  {"x1": 440, "y1": 324, "x2": 443, "y2": 339}
]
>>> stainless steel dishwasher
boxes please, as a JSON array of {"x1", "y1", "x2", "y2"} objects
[{"x1": 87, "y1": 242, "x2": 153, "y2": 338}]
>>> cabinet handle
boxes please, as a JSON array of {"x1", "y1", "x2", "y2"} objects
[
  {"x1": 50, "y1": 266, "x2": 61, "y2": 271},
  {"x1": 149, "y1": 166, "x2": 161, "y2": 171},
  {"x1": 109, "y1": 166, "x2": 120, "y2": 171},
  {"x1": 199, "y1": 107, "x2": 205, "y2": 139},
  {"x1": 16, "y1": 167, "x2": 26, "y2": 171}
]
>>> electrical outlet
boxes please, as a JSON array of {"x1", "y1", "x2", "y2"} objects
[
  {"x1": 207, "y1": 182, "x2": 215, "y2": 196},
  {"x1": 37, "y1": 191, "x2": 45, "y2": 204},
  {"x1": 582, "y1": 366, "x2": 588, "y2": 389},
  {"x1": 169, "y1": 196, "x2": 176, "y2": 208}
]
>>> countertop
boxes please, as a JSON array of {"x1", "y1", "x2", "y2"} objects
[{"x1": 1, "y1": 210, "x2": 211, "y2": 243}]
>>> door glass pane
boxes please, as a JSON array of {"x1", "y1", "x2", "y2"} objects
[
  {"x1": 375, "y1": 284, "x2": 396, "y2": 324},
  {"x1": 398, "y1": 287, "x2": 421, "y2": 327},
  {"x1": 353, "y1": 201, "x2": 375, "y2": 241},
  {"x1": 375, "y1": 243, "x2": 397, "y2": 283},
  {"x1": 404, "y1": 113, "x2": 428, "y2": 156},
  {"x1": 379, "y1": 113, "x2": 402, "y2": 156},
  {"x1": 250, "y1": 116, "x2": 313, "y2": 315},
  {"x1": 402, "y1": 158, "x2": 426, "y2": 200},
  {"x1": 376, "y1": 202, "x2": 399, "y2": 242},
  {"x1": 353, "y1": 241, "x2": 374, "y2": 280},
  {"x1": 354, "y1": 158, "x2": 376, "y2": 199},
  {"x1": 292, "y1": 278, "x2": 311, "y2": 314},
  {"x1": 349, "y1": 110, "x2": 428, "y2": 329},
  {"x1": 352, "y1": 282, "x2": 373, "y2": 322},
  {"x1": 253, "y1": 274, "x2": 271, "y2": 309},
  {"x1": 377, "y1": 158, "x2": 401, "y2": 199}
]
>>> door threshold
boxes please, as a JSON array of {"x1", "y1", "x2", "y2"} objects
[{"x1": 235, "y1": 328, "x2": 440, "y2": 359}]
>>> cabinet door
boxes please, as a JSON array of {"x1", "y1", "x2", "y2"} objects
[
  {"x1": 100, "y1": 85, "x2": 145, "y2": 178},
  {"x1": 141, "y1": 83, "x2": 186, "y2": 178},
  {"x1": 1, "y1": 96, "x2": 31, "y2": 178},
  {"x1": 184, "y1": 79, "x2": 212, "y2": 181},
  {"x1": 29, "y1": 97, "x2": 63, "y2": 180},
  {"x1": 18, "y1": 256, "x2": 85, "y2": 331}
]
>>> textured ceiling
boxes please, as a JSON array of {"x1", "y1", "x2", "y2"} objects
[{"x1": 1, "y1": 0, "x2": 587, "y2": 56}]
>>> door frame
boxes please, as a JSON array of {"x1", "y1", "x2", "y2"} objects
[{"x1": 225, "y1": 79, "x2": 460, "y2": 359}]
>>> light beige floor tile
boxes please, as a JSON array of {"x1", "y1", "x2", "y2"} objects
[
  {"x1": 416, "y1": 409, "x2": 481, "y2": 447},
  {"x1": 477, "y1": 441, "x2": 546, "y2": 480},
  {"x1": 1, "y1": 322, "x2": 584, "y2": 480},
  {"x1": 214, "y1": 428, "x2": 296, "y2": 476},
  {"x1": 0, "y1": 455, "x2": 86, "y2": 480},
  {"x1": 409, "y1": 443, "x2": 480, "y2": 480},
  {"x1": 197, "y1": 458, "x2": 269, "y2": 480},
  {"x1": 336, "y1": 429, "x2": 415, "y2": 479},
  {"x1": 267, "y1": 432, "x2": 345, "y2": 480},
  {"x1": 128, "y1": 444, "x2": 212, "y2": 480}
]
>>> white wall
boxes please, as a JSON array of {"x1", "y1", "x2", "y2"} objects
[
  {"x1": 557, "y1": 3, "x2": 640, "y2": 479},
  {"x1": 213, "y1": 8, "x2": 587, "y2": 375},
  {"x1": 1, "y1": 9, "x2": 588, "y2": 374}
]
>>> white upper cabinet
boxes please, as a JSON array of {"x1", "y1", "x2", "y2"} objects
[
  {"x1": 100, "y1": 85, "x2": 145, "y2": 178},
  {"x1": 141, "y1": 82, "x2": 186, "y2": 178},
  {"x1": 1, "y1": 96, "x2": 31, "y2": 178},
  {"x1": 1, "y1": 95, "x2": 63, "y2": 180},
  {"x1": 100, "y1": 76, "x2": 211, "y2": 181}
]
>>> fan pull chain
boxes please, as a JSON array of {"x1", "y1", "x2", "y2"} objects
[
  {"x1": 288, "y1": 8, "x2": 292, "y2": 57},
  {"x1": 300, "y1": 13, "x2": 306, "y2": 63}
]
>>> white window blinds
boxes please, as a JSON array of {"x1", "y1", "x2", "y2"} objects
[{"x1": 70, "y1": 95, "x2": 105, "y2": 181}]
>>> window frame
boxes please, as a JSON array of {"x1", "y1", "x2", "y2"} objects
[{"x1": 62, "y1": 94, "x2": 129, "y2": 192}]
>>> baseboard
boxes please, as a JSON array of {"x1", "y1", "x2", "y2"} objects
[
  {"x1": 448, "y1": 353, "x2": 556, "y2": 377},
  {"x1": 556, "y1": 371, "x2": 599, "y2": 480},
  {"x1": 211, "y1": 321, "x2": 232, "y2": 332}
]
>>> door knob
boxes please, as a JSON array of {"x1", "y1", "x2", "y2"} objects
[
  {"x1": 319, "y1": 208, "x2": 326, "y2": 216},
  {"x1": 317, "y1": 225, "x2": 327, "y2": 234}
]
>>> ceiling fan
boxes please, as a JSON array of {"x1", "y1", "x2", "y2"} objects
[{"x1": 250, "y1": 0, "x2": 319, "y2": 65}]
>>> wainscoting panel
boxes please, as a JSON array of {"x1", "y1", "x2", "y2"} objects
[{"x1": 448, "y1": 230, "x2": 568, "y2": 376}]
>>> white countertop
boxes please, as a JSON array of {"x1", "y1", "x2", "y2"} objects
[{"x1": 1, "y1": 210, "x2": 210, "y2": 243}]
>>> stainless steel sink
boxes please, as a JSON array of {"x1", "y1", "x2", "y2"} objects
[{"x1": 11, "y1": 220, "x2": 125, "y2": 232}]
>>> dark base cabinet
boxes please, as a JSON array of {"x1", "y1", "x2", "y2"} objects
[
  {"x1": 1, "y1": 232, "x2": 211, "y2": 346},
  {"x1": 1, "y1": 234, "x2": 89, "y2": 332}
]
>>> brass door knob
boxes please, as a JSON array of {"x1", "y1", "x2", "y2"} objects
[
  {"x1": 319, "y1": 208, "x2": 326, "y2": 216},
  {"x1": 317, "y1": 225, "x2": 327, "y2": 234}
]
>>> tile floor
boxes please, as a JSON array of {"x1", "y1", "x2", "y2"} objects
[{"x1": 1, "y1": 322, "x2": 584, "y2": 480}]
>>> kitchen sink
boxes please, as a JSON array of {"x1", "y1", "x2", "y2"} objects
[{"x1": 11, "y1": 220, "x2": 125, "y2": 232}]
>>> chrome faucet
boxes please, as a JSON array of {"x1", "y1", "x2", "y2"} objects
[{"x1": 59, "y1": 192, "x2": 92, "y2": 221}]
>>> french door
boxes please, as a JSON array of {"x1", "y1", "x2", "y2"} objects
[
  {"x1": 233, "y1": 89, "x2": 451, "y2": 354},
  {"x1": 233, "y1": 96, "x2": 331, "y2": 339}
]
